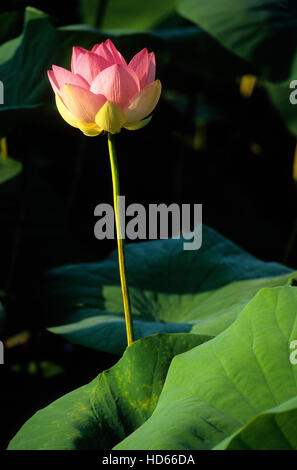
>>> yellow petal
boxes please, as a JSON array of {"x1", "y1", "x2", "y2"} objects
[
  {"x1": 55, "y1": 94, "x2": 79, "y2": 129},
  {"x1": 55, "y1": 94, "x2": 102, "y2": 136},
  {"x1": 77, "y1": 122, "x2": 103, "y2": 136},
  {"x1": 95, "y1": 101, "x2": 126, "y2": 134},
  {"x1": 123, "y1": 116, "x2": 152, "y2": 130},
  {"x1": 125, "y1": 79, "x2": 161, "y2": 123}
]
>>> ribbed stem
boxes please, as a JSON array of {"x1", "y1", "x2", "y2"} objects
[{"x1": 107, "y1": 133, "x2": 134, "y2": 347}]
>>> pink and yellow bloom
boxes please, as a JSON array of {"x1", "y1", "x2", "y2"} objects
[{"x1": 48, "y1": 39, "x2": 161, "y2": 136}]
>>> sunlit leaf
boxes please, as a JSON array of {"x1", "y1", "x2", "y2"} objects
[
  {"x1": 8, "y1": 333, "x2": 209, "y2": 449},
  {"x1": 116, "y1": 286, "x2": 297, "y2": 450},
  {"x1": 39, "y1": 225, "x2": 294, "y2": 354}
]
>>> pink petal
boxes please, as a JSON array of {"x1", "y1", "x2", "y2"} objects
[
  {"x1": 75, "y1": 51, "x2": 110, "y2": 84},
  {"x1": 48, "y1": 70, "x2": 59, "y2": 94},
  {"x1": 125, "y1": 79, "x2": 161, "y2": 123},
  {"x1": 146, "y1": 52, "x2": 156, "y2": 86},
  {"x1": 105, "y1": 39, "x2": 127, "y2": 66},
  {"x1": 128, "y1": 48, "x2": 149, "y2": 88},
  {"x1": 92, "y1": 40, "x2": 127, "y2": 66},
  {"x1": 91, "y1": 44, "x2": 101, "y2": 54},
  {"x1": 52, "y1": 65, "x2": 89, "y2": 91},
  {"x1": 71, "y1": 47, "x2": 89, "y2": 74},
  {"x1": 92, "y1": 43, "x2": 115, "y2": 64},
  {"x1": 60, "y1": 84, "x2": 106, "y2": 122},
  {"x1": 90, "y1": 64, "x2": 140, "y2": 109}
]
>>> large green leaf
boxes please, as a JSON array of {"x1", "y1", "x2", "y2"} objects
[
  {"x1": 178, "y1": 0, "x2": 297, "y2": 84},
  {"x1": 7, "y1": 333, "x2": 209, "y2": 450},
  {"x1": 0, "y1": 7, "x2": 60, "y2": 136},
  {"x1": 40, "y1": 225, "x2": 294, "y2": 354},
  {"x1": 0, "y1": 7, "x2": 59, "y2": 103},
  {"x1": 79, "y1": 0, "x2": 176, "y2": 30},
  {"x1": 115, "y1": 286, "x2": 297, "y2": 450},
  {"x1": 0, "y1": 10, "x2": 23, "y2": 46},
  {"x1": 10, "y1": 287, "x2": 297, "y2": 450},
  {"x1": 215, "y1": 397, "x2": 297, "y2": 450}
]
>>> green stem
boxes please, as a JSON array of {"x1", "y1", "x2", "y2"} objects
[{"x1": 107, "y1": 132, "x2": 134, "y2": 347}]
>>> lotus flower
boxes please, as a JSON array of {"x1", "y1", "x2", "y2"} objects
[{"x1": 48, "y1": 39, "x2": 161, "y2": 136}]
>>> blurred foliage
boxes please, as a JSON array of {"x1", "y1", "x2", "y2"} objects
[
  {"x1": 178, "y1": 0, "x2": 297, "y2": 136},
  {"x1": 79, "y1": 0, "x2": 177, "y2": 30},
  {"x1": 0, "y1": 138, "x2": 22, "y2": 184},
  {"x1": 178, "y1": 0, "x2": 297, "y2": 82}
]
